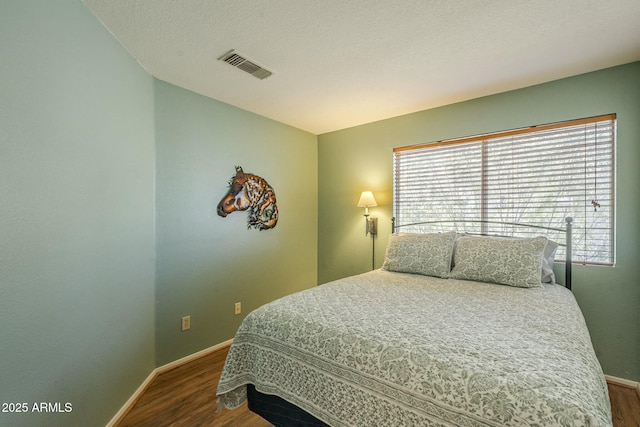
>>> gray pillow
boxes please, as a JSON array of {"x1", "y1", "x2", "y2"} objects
[
  {"x1": 454, "y1": 234, "x2": 559, "y2": 284},
  {"x1": 382, "y1": 231, "x2": 457, "y2": 278},
  {"x1": 541, "y1": 239, "x2": 559, "y2": 284},
  {"x1": 450, "y1": 235, "x2": 548, "y2": 288}
]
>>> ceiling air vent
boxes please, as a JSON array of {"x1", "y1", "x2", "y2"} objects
[{"x1": 218, "y1": 50, "x2": 273, "y2": 80}]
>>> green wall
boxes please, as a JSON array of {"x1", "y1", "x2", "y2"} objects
[
  {"x1": 318, "y1": 62, "x2": 640, "y2": 381},
  {"x1": 0, "y1": 1, "x2": 317, "y2": 424},
  {"x1": 154, "y1": 81, "x2": 318, "y2": 365},
  {"x1": 0, "y1": 1, "x2": 156, "y2": 426}
]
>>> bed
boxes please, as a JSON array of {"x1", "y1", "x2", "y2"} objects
[{"x1": 216, "y1": 218, "x2": 612, "y2": 426}]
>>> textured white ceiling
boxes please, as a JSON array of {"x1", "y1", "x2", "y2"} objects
[{"x1": 83, "y1": 0, "x2": 640, "y2": 134}]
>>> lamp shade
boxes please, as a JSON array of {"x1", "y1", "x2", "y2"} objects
[{"x1": 357, "y1": 191, "x2": 377, "y2": 208}]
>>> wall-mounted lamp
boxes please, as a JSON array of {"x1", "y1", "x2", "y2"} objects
[
  {"x1": 357, "y1": 191, "x2": 378, "y2": 236},
  {"x1": 358, "y1": 191, "x2": 378, "y2": 271}
]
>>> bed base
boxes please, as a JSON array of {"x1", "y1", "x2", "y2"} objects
[{"x1": 247, "y1": 384, "x2": 329, "y2": 427}]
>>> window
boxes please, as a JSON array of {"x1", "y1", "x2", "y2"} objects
[{"x1": 393, "y1": 114, "x2": 615, "y2": 265}]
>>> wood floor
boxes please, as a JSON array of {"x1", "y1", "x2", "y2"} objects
[
  {"x1": 608, "y1": 382, "x2": 640, "y2": 427},
  {"x1": 115, "y1": 346, "x2": 271, "y2": 427},
  {"x1": 115, "y1": 344, "x2": 640, "y2": 427}
]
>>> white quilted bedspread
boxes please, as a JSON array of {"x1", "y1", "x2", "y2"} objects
[{"x1": 217, "y1": 270, "x2": 612, "y2": 426}]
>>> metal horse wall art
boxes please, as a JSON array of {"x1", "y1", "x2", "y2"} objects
[{"x1": 217, "y1": 166, "x2": 278, "y2": 230}]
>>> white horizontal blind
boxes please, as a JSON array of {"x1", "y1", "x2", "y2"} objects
[
  {"x1": 394, "y1": 141, "x2": 484, "y2": 233},
  {"x1": 393, "y1": 114, "x2": 615, "y2": 265}
]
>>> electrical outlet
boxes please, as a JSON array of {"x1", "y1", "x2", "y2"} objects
[
  {"x1": 234, "y1": 302, "x2": 241, "y2": 315},
  {"x1": 181, "y1": 315, "x2": 191, "y2": 331}
]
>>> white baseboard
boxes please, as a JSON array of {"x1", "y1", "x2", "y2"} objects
[
  {"x1": 605, "y1": 374, "x2": 640, "y2": 398},
  {"x1": 105, "y1": 368, "x2": 158, "y2": 427},
  {"x1": 155, "y1": 338, "x2": 233, "y2": 374},
  {"x1": 106, "y1": 339, "x2": 234, "y2": 427}
]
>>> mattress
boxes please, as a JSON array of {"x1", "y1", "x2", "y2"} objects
[{"x1": 216, "y1": 269, "x2": 611, "y2": 426}]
